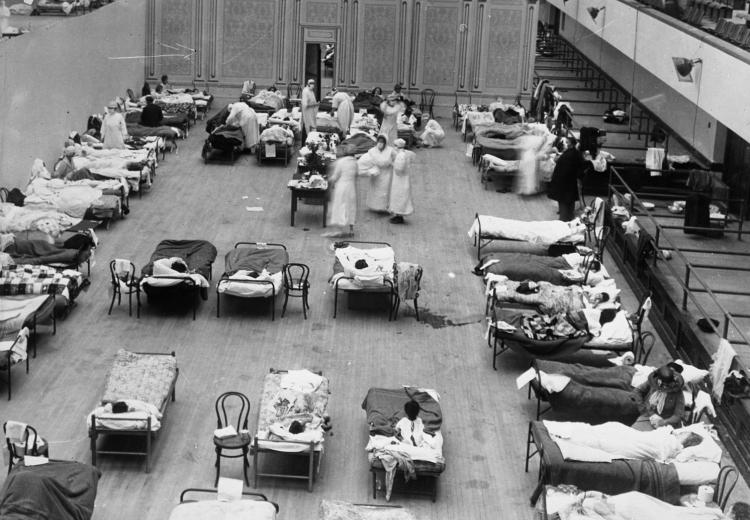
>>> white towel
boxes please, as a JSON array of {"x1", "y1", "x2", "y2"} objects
[
  {"x1": 4, "y1": 420, "x2": 27, "y2": 442},
  {"x1": 710, "y1": 339, "x2": 737, "y2": 400}
]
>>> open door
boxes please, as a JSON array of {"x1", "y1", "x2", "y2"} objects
[{"x1": 304, "y1": 43, "x2": 335, "y2": 99}]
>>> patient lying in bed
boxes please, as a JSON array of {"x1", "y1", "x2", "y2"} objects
[{"x1": 544, "y1": 420, "x2": 721, "y2": 464}]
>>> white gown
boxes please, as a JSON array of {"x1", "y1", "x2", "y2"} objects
[
  {"x1": 226, "y1": 103, "x2": 259, "y2": 149},
  {"x1": 332, "y1": 92, "x2": 354, "y2": 134},
  {"x1": 358, "y1": 145, "x2": 395, "y2": 212},
  {"x1": 388, "y1": 149, "x2": 415, "y2": 216}
]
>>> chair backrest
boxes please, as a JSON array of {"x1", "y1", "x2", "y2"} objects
[
  {"x1": 215, "y1": 391, "x2": 251, "y2": 432},
  {"x1": 283, "y1": 263, "x2": 310, "y2": 289},
  {"x1": 3, "y1": 422, "x2": 40, "y2": 460},
  {"x1": 110, "y1": 259, "x2": 137, "y2": 288},
  {"x1": 0, "y1": 187, "x2": 8, "y2": 203},
  {"x1": 126, "y1": 88, "x2": 136, "y2": 102},
  {"x1": 287, "y1": 82, "x2": 302, "y2": 98},
  {"x1": 634, "y1": 294, "x2": 653, "y2": 330},
  {"x1": 715, "y1": 466, "x2": 738, "y2": 510},
  {"x1": 420, "y1": 88, "x2": 436, "y2": 109}
]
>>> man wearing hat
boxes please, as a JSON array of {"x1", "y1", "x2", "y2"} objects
[
  {"x1": 388, "y1": 138, "x2": 415, "y2": 224},
  {"x1": 378, "y1": 93, "x2": 405, "y2": 146},
  {"x1": 632, "y1": 362, "x2": 686, "y2": 430},
  {"x1": 53, "y1": 146, "x2": 93, "y2": 181}
]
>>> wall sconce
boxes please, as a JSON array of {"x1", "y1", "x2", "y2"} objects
[
  {"x1": 458, "y1": 23, "x2": 468, "y2": 33},
  {"x1": 672, "y1": 57, "x2": 702, "y2": 82},
  {"x1": 587, "y1": 6, "x2": 605, "y2": 21}
]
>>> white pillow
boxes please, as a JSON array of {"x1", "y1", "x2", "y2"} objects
[
  {"x1": 675, "y1": 360, "x2": 709, "y2": 385},
  {"x1": 673, "y1": 461, "x2": 719, "y2": 486}
]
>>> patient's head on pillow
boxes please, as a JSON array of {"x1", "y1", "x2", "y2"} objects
[
  {"x1": 404, "y1": 400, "x2": 420, "y2": 421},
  {"x1": 730, "y1": 502, "x2": 750, "y2": 520},
  {"x1": 171, "y1": 260, "x2": 188, "y2": 273},
  {"x1": 288, "y1": 421, "x2": 304, "y2": 434},
  {"x1": 354, "y1": 259, "x2": 369, "y2": 270},
  {"x1": 675, "y1": 431, "x2": 703, "y2": 448},
  {"x1": 112, "y1": 401, "x2": 129, "y2": 414}
]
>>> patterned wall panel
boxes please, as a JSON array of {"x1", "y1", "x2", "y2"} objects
[
  {"x1": 304, "y1": 1, "x2": 339, "y2": 24},
  {"x1": 421, "y1": 5, "x2": 458, "y2": 86},
  {"x1": 159, "y1": 0, "x2": 194, "y2": 76},
  {"x1": 361, "y1": 3, "x2": 396, "y2": 84},
  {"x1": 221, "y1": 0, "x2": 276, "y2": 79},
  {"x1": 485, "y1": 7, "x2": 522, "y2": 88}
]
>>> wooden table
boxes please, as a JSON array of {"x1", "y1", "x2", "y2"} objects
[{"x1": 288, "y1": 178, "x2": 327, "y2": 227}]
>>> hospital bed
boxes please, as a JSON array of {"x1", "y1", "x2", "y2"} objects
[
  {"x1": 253, "y1": 369, "x2": 330, "y2": 492},
  {"x1": 362, "y1": 387, "x2": 446, "y2": 502},
  {"x1": 245, "y1": 90, "x2": 287, "y2": 114},
  {"x1": 527, "y1": 357, "x2": 707, "y2": 424},
  {"x1": 1, "y1": 293, "x2": 56, "y2": 360},
  {"x1": 72, "y1": 146, "x2": 156, "y2": 194},
  {"x1": 469, "y1": 214, "x2": 589, "y2": 260},
  {"x1": 201, "y1": 125, "x2": 244, "y2": 165},
  {"x1": 168, "y1": 489, "x2": 278, "y2": 520},
  {"x1": 0, "y1": 201, "x2": 82, "y2": 238},
  {"x1": 88, "y1": 349, "x2": 178, "y2": 472},
  {"x1": 524, "y1": 420, "x2": 720, "y2": 506},
  {"x1": 3, "y1": 230, "x2": 95, "y2": 275},
  {"x1": 216, "y1": 242, "x2": 288, "y2": 320},
  {"x1": 0, "y1": 460, "x2": 100, "y2": 520},
  {"x1": 155, "y1": 93, "x2": 197, "y2": 124},
  {"x1": 24, "y1": 177, "x2": 127, "y2": 226},
  {"x1": 320, "y1": 500, "x2": 417, "y2": 519},
  {"x1": 329, "y1": 241, "x2": 398, "y2": 320},
  {"x1": 140, "y1": 239, "x2": 217, "y2": 320},
  {"x1": 0, "y1": 265, "x2": 86, "y2": 315},
  {"x1": 257, "y1": 126, "x2": 295, "y2": 166}
]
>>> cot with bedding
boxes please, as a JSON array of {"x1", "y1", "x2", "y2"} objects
[
  {"x1": 25, "y1": 176, "x2": 127, "y2": 225},
  {"x1": 73, "y1": 148, "x2": 155, "y2": 194},
  {"x1": 216, "y1": 242, "x2": 288, "y2": 320},
  {"x1": 202, "y1": 125, "x2": 244, "y2": 164},
  {"x1": 245, "y1": 90, "x2": 287, "y2": 114},
  {"x1": 124, "y1": 109, "x2": 190, "y2": 136},
  {"x1": 253, "y1": 368, "x2": 330, "y2": 491},
  {"x1": 155, "y1": 93, "x2": 197, "y2": 121},
  {"x1": 31, "y1": 0, "x2": 85, "y2": 15},
  {"x1": 362, "y1": 387, "x2": 446, "y2": 502},
  {"x1": 168, "y1": 489, "x2": 278, "y2": 520},
  {"x1": 0, "y1": 265, "x2": 85, "y2": 314},
  {"x1": 329, "y1": 241, "x2": 398, "y2": 320},
  {"x1": 469, "y1": 214, "x2": 587, "y2": 260},
  {"x1": 4, "y1": 230, "x2": 95, "y2": 274},
  {"x1": 257, "y1": 126, "x2": 295, "y2": 166},
  {"x1": 524, "y1": 420, "x2": 719, "y2": 506},
  {"x1": 88, "y1": 349, "x2": 178, "y2": 472},
  {"x1": 0, "y1": 460, "x2": 100, "y2": 520},
  {"x1": 140, "y1": 239, "x2": 217, "y2": 319},
  {"x1": 477, "y1": 252, "x2": 586, "y2": 286},
  {"x1": 1, "y1": 294, "x2": 56, "y2": 360},
  {"x1": 320, "y1": 500, "x2": 418, "y2": 519},
  {"x1": 0, "y1": 202, "x2": 82, "y2": 238}
]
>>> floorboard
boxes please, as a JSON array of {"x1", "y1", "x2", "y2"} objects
[{"x1": 2, "y1": 104, "x2": 748, "y2": 518}]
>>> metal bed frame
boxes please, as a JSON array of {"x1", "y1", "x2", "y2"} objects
[
  {"x1": 216, "y1": 242, "x2": 287, "y2": 321},
  {"x1": 331, "y1": 240, "x2": 398, "y2": 321},
  {"x1": 88, "y1": 351, "x2": 178, "y2": 473},
  {"x1": 253, "y1": 368, "x2": 327, "y2": 492}
]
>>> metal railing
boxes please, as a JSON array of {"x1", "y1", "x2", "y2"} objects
[{"x1": 608, "y1": 166, "x2": 750, "y2": 347}]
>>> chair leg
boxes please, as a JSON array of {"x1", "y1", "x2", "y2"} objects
[
  {"x1": 214, "y1": 447, "x2": 221, "y2": 487},
  {"x1": 242, "y1": 447, "x2": 250, "y2": 486},
  {"x1": 281, "y1": 290, "x2": 289, "y2": 318},
  {"x1": 108, "y1": 289, "x2": 117, "y2": 315},
  {"x1": 128, "y1": 290, "x2": 132, "y2": 317},
  {"x1": 413, "y1": 298, "x2": 420, "y2": 322}
]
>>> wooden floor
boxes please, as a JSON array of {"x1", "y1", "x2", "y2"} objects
[{"x1": 2, "y1": 108, "x2": 748, "y2": 519}]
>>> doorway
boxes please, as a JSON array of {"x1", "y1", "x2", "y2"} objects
[{"x1": 304, "y1": 43, "x2": 335, "y2": 99}]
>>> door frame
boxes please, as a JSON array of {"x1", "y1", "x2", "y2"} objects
[{"x1": 300, "y1": 26, "x2": 339, "y2": 93}]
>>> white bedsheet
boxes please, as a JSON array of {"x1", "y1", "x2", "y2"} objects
[
  {"x1": 169, "y1": 500, "x2": 276, "y2": 520},
  {"x1": 469, "y1": 215, "x2": 585, "y2": 244},
  {"x1": 331, "y1": 245, "x2": 395, "y2": 289},
  {"x1": 141, "y1": 257, "x2": 209, "y2": 290},
  {"x1": 88, "y1": 399, "x2": 162, "y2": 431},
  {"x1": 0, "y1": 203, "x2": 81, "y2": 237},
  {"x1": 584, "y1": 310, "x2": 633, "y2": 347},
  {"x1": 544, "y1": 421, "x2": 721, "y2": 465},
  {"x1": 217, "y1": 270, "x2": 281, "y2": 298},
  {"x1": 366, "y1": 431, "x2": 445, "y2": 463}
]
